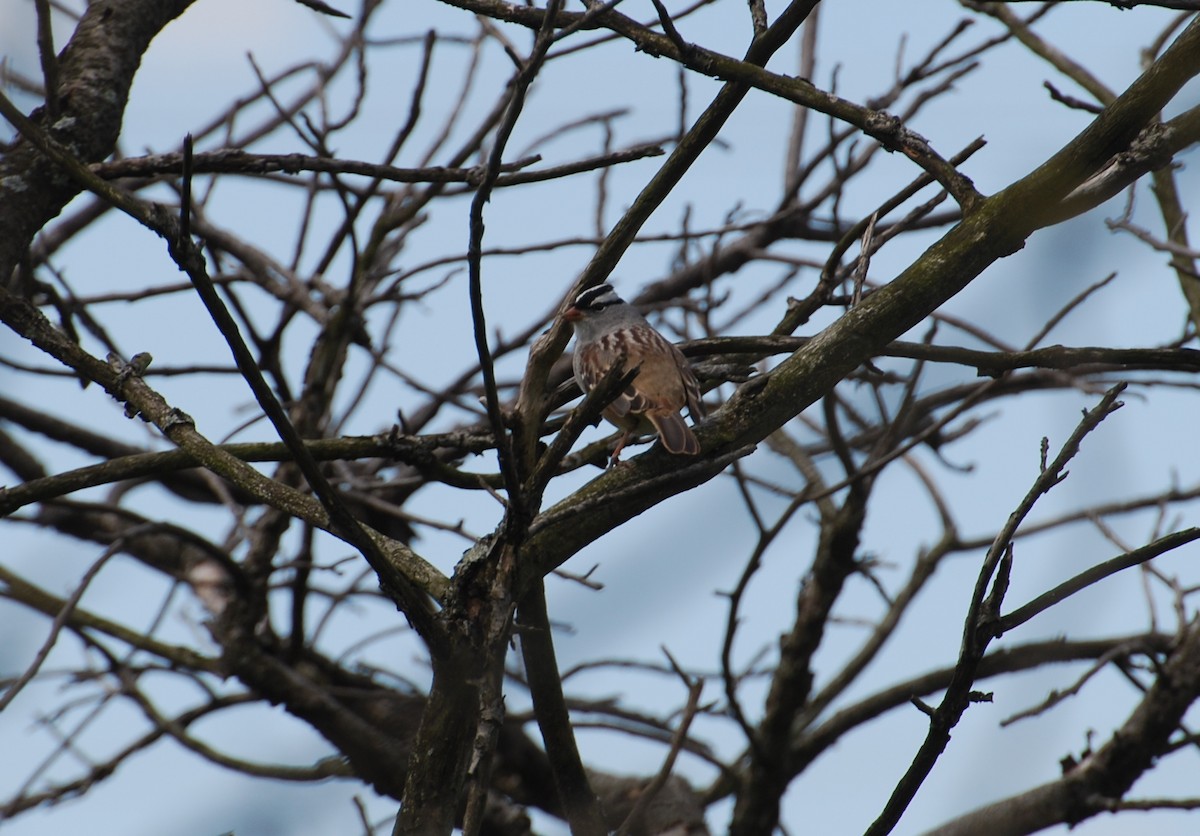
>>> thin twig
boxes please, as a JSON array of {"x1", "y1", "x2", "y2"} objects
[{"x1": 614, "y1": 651, "x2": 705, "y2": 836}]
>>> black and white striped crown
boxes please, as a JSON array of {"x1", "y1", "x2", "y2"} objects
[{"x1": 572, "y1": 283, "x2": 624, "y2": 312}]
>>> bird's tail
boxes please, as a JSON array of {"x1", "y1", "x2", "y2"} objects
[{"x1": 648, "y1": 411, "x2": 700, "y2": 455}]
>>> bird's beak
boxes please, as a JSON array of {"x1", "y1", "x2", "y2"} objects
[{"x1": 563, "y1": 306, "x2": 582, "y2": 322}]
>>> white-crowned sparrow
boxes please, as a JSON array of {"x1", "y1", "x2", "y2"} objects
[{"x1": 564, "y1": 284, "x2": 704, "y2": 462}]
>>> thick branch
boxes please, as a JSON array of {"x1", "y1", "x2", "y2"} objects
[
  {"x1": 0, "y1": 0, "x2": 195, "y2": 280},
  {"x1": 923, "y1": 617, "x2": 1200, "y2": 836}
]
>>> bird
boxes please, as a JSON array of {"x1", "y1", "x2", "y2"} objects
[{"x1": 563, "y1": 283, "x2": 704, "y2": 463}]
